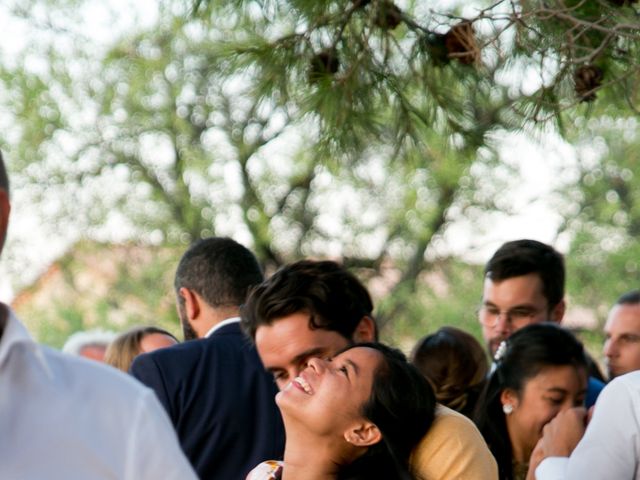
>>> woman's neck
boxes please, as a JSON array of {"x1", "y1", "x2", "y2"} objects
[
  {"x1": 505, "y1": 417, "x2": 535, "y2": 464},
  {"x1": 281, "y1": 428, "x2": 358, "y2": 480}
]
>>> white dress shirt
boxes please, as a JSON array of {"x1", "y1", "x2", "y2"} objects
[
  {"x1": 536, "y1": 371, "x2": 640, "y2": 480},
  {"x1": 204, "y1": 316, "x2": 241, "y2": 338},
  {"x1": 0, "y1": 306, "x2": 197, "y2": 480}
]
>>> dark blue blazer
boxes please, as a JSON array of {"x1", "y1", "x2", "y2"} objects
[{"x1": 131, "y1": 321, "x2": 284, "y2": 480}]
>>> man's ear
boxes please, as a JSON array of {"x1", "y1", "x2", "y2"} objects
[
  {"x1": 344, "y1": 422, "x2": 382, "y2": 447},
  {"x1": 550, "y1": 299, "x2": 566, "y2": 324},
  {"x1": 179, "y1": 287, "x2": 201, "y2": 322},
  {"x1": 352, "y1": 316, "x2": 377, "y2": 343}
]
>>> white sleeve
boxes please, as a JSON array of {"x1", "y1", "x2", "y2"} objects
[
  {"x1": 563, "y1": 374, "x2": 640, "y2": 480},
  {"x1": 125, "y1": 389, "x2": 198, "y2": 480},
  {"x1": 535, "y1": 457, "x2": 568, "y2": 480}
]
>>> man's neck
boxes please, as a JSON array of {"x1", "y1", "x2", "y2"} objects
[{"x1": 197, "y1": 305, "x2": 241, "y2": 338}]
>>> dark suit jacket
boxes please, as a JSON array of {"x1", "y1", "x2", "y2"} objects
[{"x1": 131, "y1": 321, "x2": 284, "y2": 480}]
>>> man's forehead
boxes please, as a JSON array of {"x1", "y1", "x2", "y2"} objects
[
  {"x1": 482, "y1": 273, "x2": 545, "y2": 300},
  {"x1": 607, "y1": 304, "x2": 640, "y2": 330},
  {"x1": 255, "y1": 313, "x2": 350, "y2": 362}
]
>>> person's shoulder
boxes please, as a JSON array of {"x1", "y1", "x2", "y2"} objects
[
  {"x1": 134, "y1": 338, "x2": 205, "y2": 367},
  {"x1": 412, "y1": 405, "x2": 498, "y2": 480},
  {"x1": 42, "y1": 345, "x2": 151, "y2": 398},
  {"x1": 603, "y1": 371, "x2": 640, "y2": 399},
  {"x1": 431, "y1": 404, "x2": 478, "y2": 431}
]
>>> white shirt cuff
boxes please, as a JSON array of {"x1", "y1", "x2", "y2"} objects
[{"x1": 536, "y1": 457, "x2": 569, "y2": 480}]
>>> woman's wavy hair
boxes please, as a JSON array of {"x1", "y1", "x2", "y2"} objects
[
  {"x1": 411, "y1": 326, "x2": 488, "y2": 418},
  {"x1": 104, "y1": 326, "x2": 177, "y2": 372},
  {"x1": 473, "y1": 323, "x2": 588, "y2": 480},
  {"x1": 338, "y1": 343, "x2": 436, "y2": 480}
]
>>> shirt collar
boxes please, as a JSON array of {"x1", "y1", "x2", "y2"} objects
[
  {"x1": 204, "y1": 316, "x2": 241, "y2": 338},
  {"x1": 0, "y1": 305, "x2": 39, "y2": 369}
]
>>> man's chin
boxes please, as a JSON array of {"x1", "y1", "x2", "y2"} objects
[{"x1": 607, "y1": 367, "x2": 623, "y2": 380}]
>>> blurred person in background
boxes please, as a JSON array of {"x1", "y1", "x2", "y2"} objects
[
  {"x1": 603, "y1": 289, "x2": 640, "y2": 379},
  {"x1": 62, "y1": 328, "x2": 116, "y2": 362},
  {"x1": 105, "y1": 325, "x2": 178, "y2": 372},
  {"x1": 411, "y1": 326, "x2": 488, "y2": 419}
]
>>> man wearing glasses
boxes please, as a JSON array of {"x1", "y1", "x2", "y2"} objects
[
  {"x1": 479, "y1": 239, "x2": 604, "y2": 407},
  {"x1": 479, "y1": 239, "x2": 566, "y2": 357}
]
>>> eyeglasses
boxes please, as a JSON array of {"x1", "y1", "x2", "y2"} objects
[{"x1": 477, "y1": 305, "x2": 543, "y2": 328}]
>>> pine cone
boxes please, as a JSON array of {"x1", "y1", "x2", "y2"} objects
[
  {"x1": 423, "y1": 33, "x2": 450, "y2": 67},
  {"x1": 444, "y1": 21, "x2": 479, "y2": 65},
  {"x1": 574, "y1": 65, "x2": 604, "y2": 102},
  {"x1": 374, "y1": 1, "x2": 402, "y2": 30},
  {"x1": 309, "y1": 49, "x2": 340, "y2": 83}
]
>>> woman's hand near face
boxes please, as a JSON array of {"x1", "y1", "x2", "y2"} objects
[
  {"x1": 539, "y1": 407, "x2": 587, "y2": 457},
  {"x1": 525, "y1": 405, "x2": 588, "y2": 480}
]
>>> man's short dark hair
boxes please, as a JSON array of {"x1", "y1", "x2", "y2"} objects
[
  {"x1": 484, "y1": 239, "x2": 565, "y2": 308},
  {"x1": 616, "y1": 290, "x2": 640, "y2": 306},
  {"x1": 174, "y1": 237, "x2": 263, "y2": 308},
  {"x1": 241, "y1": 260, "x2": 375, "y2": 341},
  {"x1": 0, "y1": 150, "x2": 9, "y2": 195}
]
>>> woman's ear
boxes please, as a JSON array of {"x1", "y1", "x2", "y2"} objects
[
  {"x1": 344, "y1": 422, "x2": 382, "y2": 447},
  {"x1": 500, "y1": 388, "x2": 519, "y2": 412}
]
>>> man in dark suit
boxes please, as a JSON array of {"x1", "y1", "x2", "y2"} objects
[{"x1": 131, "y1": 237, "x2": 284, "y2": 480}]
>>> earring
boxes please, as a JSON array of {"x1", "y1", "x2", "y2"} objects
[{"x1": 503, "y1": 404, "x2": 513, "y2": 415}]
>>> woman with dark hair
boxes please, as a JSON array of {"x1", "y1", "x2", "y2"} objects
[
  {"x1": 411, "y1": 326, "x2": 488, "y2": 418},
  {"x1": 473, "y1": 323, "x2": 588, "y2": 480},
  {"x1": 247, "y1": 343, "x2": 436, "y2": 480},
  {"x1": 104, "y1": 326, "x2": 178, "y2": 372}
]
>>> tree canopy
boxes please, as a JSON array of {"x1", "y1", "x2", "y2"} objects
[{"x1": 0, "y1": 0, "x2": 638, "y2": 341}]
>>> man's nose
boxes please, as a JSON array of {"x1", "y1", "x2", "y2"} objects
[
  {"x1": 604, "y1": 339, "x2": 617, "y2": 357},
  {"x1": 494, "y1": 312, "x2": 514, "y2": 333},
  {"x1": 305, "y1": 357, "x2": 327, "y2": 373}
]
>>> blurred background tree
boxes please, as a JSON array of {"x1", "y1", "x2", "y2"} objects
[{"x1": 0, "y1": 0, "x2": 637, "y2": 352}]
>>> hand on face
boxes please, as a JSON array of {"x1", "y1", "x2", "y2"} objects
[
  {"x1": 528, "y1": 406, "x2": 587, "y2": 478},
  {"x1": 502, "y1": 365, "x2": 587, "y2": 458}
]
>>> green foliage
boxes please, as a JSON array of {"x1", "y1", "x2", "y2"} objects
[
  {"x1": 2, "y1": 0, "x2": 639, "y2": 346},
  {"x1": 561, "y1": 115, "x2": 640, "y2": 316}
]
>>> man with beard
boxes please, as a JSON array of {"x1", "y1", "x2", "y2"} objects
[{"x1": 131, "y1": 237, "x2": 284, "y2": 480}]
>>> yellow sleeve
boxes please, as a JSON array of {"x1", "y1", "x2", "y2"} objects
[{"x1": 410, "y1": 405, "x2": 498, "y2": 480}]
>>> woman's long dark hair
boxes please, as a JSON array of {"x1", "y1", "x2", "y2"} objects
[
  {"x1": 473, "y1": 324, "x2": 588, "y2": 480},
  {"x1": 337, "y1": 343, "x2": 436, "y2": 480}
]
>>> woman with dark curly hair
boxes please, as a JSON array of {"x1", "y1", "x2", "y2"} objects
[{"x1": 247, "y1": 343, "x2": 437, "y2": 480}]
